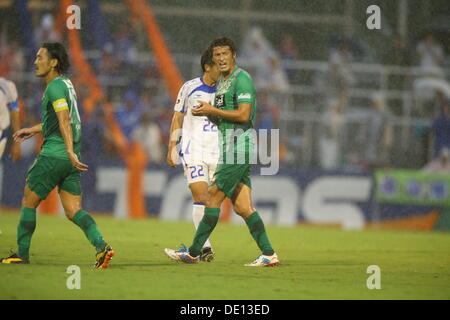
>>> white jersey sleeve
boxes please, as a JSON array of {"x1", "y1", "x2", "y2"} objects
[
  {"x1": 173, "y1": 82, "x2": 189, "y2": 113},
  {"x1": 0, "y1": 92, "x2": 10, "y2": 130},
  {"x1": 0, "y1": 77, "x2": 18, "y2": 112}
]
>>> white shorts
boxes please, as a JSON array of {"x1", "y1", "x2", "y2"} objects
[{"x1": 183, "y1": 160, "x2": 217, "y2": 186}]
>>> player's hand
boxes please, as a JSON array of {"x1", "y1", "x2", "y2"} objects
[
  {"x1": 192, "y1": 101, "x2": 215, "y2": 116},
  {"x1": 67, "y1": 151, "x2": 89, "y2": 172},
  {"x1": 13, "y1": 128, "x2": 36, "y2": 143},
  {"x1": 11, "y1": 142, "x2": 21, "y2": 162},
  {"x1": 166, "y1": 146, "x2": 179, "y2": 168}
]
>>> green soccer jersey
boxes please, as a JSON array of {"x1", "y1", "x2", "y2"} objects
[
  {"x1": 214, "y1": 66, "x2": 256, "y2": 158},
  {"x1": 40, "y1": 76, "x2": 81, "y2": 160}
]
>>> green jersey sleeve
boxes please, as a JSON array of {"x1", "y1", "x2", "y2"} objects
[
  {"x1": 46, "y1": 79, "x2": 69, "y2": 113},
  {"x1": 235, "y1": 72, "x2": 256, "y2": 105}
]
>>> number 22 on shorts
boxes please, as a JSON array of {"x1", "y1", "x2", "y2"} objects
[{"x1": 189, "y1": 165, "x2": 205, "y2": 179}]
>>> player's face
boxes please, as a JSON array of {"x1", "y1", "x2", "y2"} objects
[
  {"x1": 212, "y1": 46, "x2": 235, "y2": 75},
  {"x1": 34, "y1": 48, "x2": 54, "y2": 77},
  {"x1": 208, "y1": 62, "x2": 221, "y2": 82}
]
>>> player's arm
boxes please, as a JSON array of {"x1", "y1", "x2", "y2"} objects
[
  {"x1": 51, "y1": 95, "x2": 88, "y2": 172},
  {"x1": 55, "y1": 109, "x2": 87, "y2": 172},
  {"x1": 13, "y1": 123, "x2": 42, "y2": 143},
  {"x1": 193, "y1": 101, "x2": 251, "y2": 123},
  {"x1": 167, "y1": 111, "x2": 184, "y2": 167},
  {"x1": 9, "y1": 105, "x2": 21, "y2": 161},
  {"x1": 167, "y1": 83, "x2": 188, "y2": 167}
]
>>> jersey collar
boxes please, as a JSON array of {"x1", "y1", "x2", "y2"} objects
[
  {"x1": 200, "y1": 76, "x2": 216, "y2": 89},
  {"x1": 225, "y1": 65, "x2": 239, "y2": 79}
]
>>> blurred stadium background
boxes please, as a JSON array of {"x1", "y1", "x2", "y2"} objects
[{"x1": 1, "y1": 0, "x2": 450, "y2": 231}]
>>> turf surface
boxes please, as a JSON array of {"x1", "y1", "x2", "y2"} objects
[{"x1": 0, "y1": 210, "x2": 449, "y2": 300}]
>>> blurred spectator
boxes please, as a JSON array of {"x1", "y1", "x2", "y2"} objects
[
  {"x1": 319, "y1": 98, "x2": 345, "y2": 170},
  {"x1": 96, "y1": 43, "x2": 119, "y2": 76},
  {"x1": 422, "y1": 147, "x2": 450, "y2": 173},
  {"x1": 256, "y1": 91, "x2": 281, "y2": 162},
  {"x1": 256, "y1": 91, "x2": 280, "y2": 131},
  {"x1": 132, "y1": 112, "x2": 163, "y2": 164},
  {"x1": 383, "y1": 34, "x2": 410, "y2": 66},
  {"x1": 0, "y1": 41, "x2": 25, "y2": 78},
  {"x1": 241, "y1": 27, "x2": 290, "y2": 94},
  {"x1": 34, "y1": 14, "x2": 62, "y2": 45},
  {"x1": 279, "y1": 33, "x2": 299, "y2": 81},
  {"x1": 413, "y1": 78, "x2": 450, "y2": 116},
  {"x1": 115, "y1": 90, "x2": 143, "y2": 141},
  {"x1": 279, "y1": 33, "x2": 299, "y2": 61},
  {"x1": 365, "y1": 93, "x2": 393, "y2": 165},
  {"x1": 113, "y1": 23, "x2": 138, "y2": 68},
  {"x1": 138, "y1": 89, "x2": 154, "y2": 113},
  {"x1": 430, "y1": 97, "x2": 450, "y2": 158},
  {"x1": 416, "y1": 33, "x2": 445, "y2": 79},
  {"x1": 326, "y1": 38, "x2": 355, "y2": 113}
]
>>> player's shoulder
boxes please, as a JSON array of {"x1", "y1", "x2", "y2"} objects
[
  {"x1": 183, "y1": 77, "x2": 202, "y2": 89},
  {"x1": 0, "y1": 77, "x2": 17, "y2": 93},
  {"x1": 48, "y1": 76, "x2": 67, "y2": 89},
  {"x1": 235, "y1": 67, "x2": 252, "y2": 79},
  {"x1": 46, "y1": 77, "x2": 71, "y2": 98}
]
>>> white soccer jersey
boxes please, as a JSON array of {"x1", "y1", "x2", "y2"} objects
[
  {"x1": 174, "y1": 77, "x2": 219, "y2": 165},
  {"x1": 0, "y1": 77, "x2": 18, "y2": 130}
]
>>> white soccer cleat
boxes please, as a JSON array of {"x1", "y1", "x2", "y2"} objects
[
  {"x1": 244, "y1": 253, "x2": 280, "y2": 267},
  {"x1": 164, "y1": 244, "x2": 199, "y2": 264}
]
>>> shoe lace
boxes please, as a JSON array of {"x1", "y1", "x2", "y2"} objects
[{"x1": 252, "y1": 255, "x2": 262, "y2": 263}]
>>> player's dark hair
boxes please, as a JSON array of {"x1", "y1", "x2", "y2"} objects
[
  {"x1": 200, "y1": 48, "x2": 214, "y2": 72},
  {"x1": 42, "y1": 42, "x2": 70, "y2": 74},
  {"x1": 209, "y1": 37, "x2": 236, "y2": 54}
]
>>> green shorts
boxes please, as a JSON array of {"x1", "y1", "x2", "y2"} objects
[
  {"x1": 214, "y1": 162, "x2": 252, "y2": 198},
  {"x1": 26, "y1": 155, "x2": 81, "y2": 200}
]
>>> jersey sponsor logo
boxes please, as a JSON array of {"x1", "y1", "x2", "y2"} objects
[
  {"x1": 215, "y1": 94, "x2": 225, "y2": 108},
  {"x1": 238, "y1": 93, "x2": 251, "y2": 100},
  {"x1": 216, "y1": 79, "x2": 231, "y2": 95}
]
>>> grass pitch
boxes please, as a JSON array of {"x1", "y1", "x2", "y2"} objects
[{"x1": 0, "y1": 210, "x2": 449, "y2": 300}]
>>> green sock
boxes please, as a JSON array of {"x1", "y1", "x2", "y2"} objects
[
  {"x1": 189, "y1": 208, "x2": 220, "y2": 257},
  {"x1": 245, "y1": 211, "x2": 275, "y2": 256},
  {"x1": 71, "y1": 210, "x2": 106, "y2": 252},
  {"x1": 17, "y1": 207, "x2": 37, "y2": 259}
]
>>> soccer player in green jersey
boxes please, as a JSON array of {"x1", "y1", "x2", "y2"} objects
[
  {"x1": 165, "y1": 37, "x2": 279, "y2": 267},
  {"x1": 0, "y1": 43, "x2": 114, "y2": 269}
]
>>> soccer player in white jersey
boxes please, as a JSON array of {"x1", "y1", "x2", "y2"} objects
[
  {"x1": 167, "y1": 49, "x2": 221, "y2": 262},
  {"x1": 0, "y1": 77, "x2": 21, "y2": 162}
]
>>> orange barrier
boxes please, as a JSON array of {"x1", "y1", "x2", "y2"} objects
[
  {"x1": 366, "y1": 210, "x2": 439, "y2": 231},
  {"x1": 126, "y1": 141, "x2": 148, "y2": 218},
  {"x1": 125, "y1": 0, "x2": 184, "y2": 101}
]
